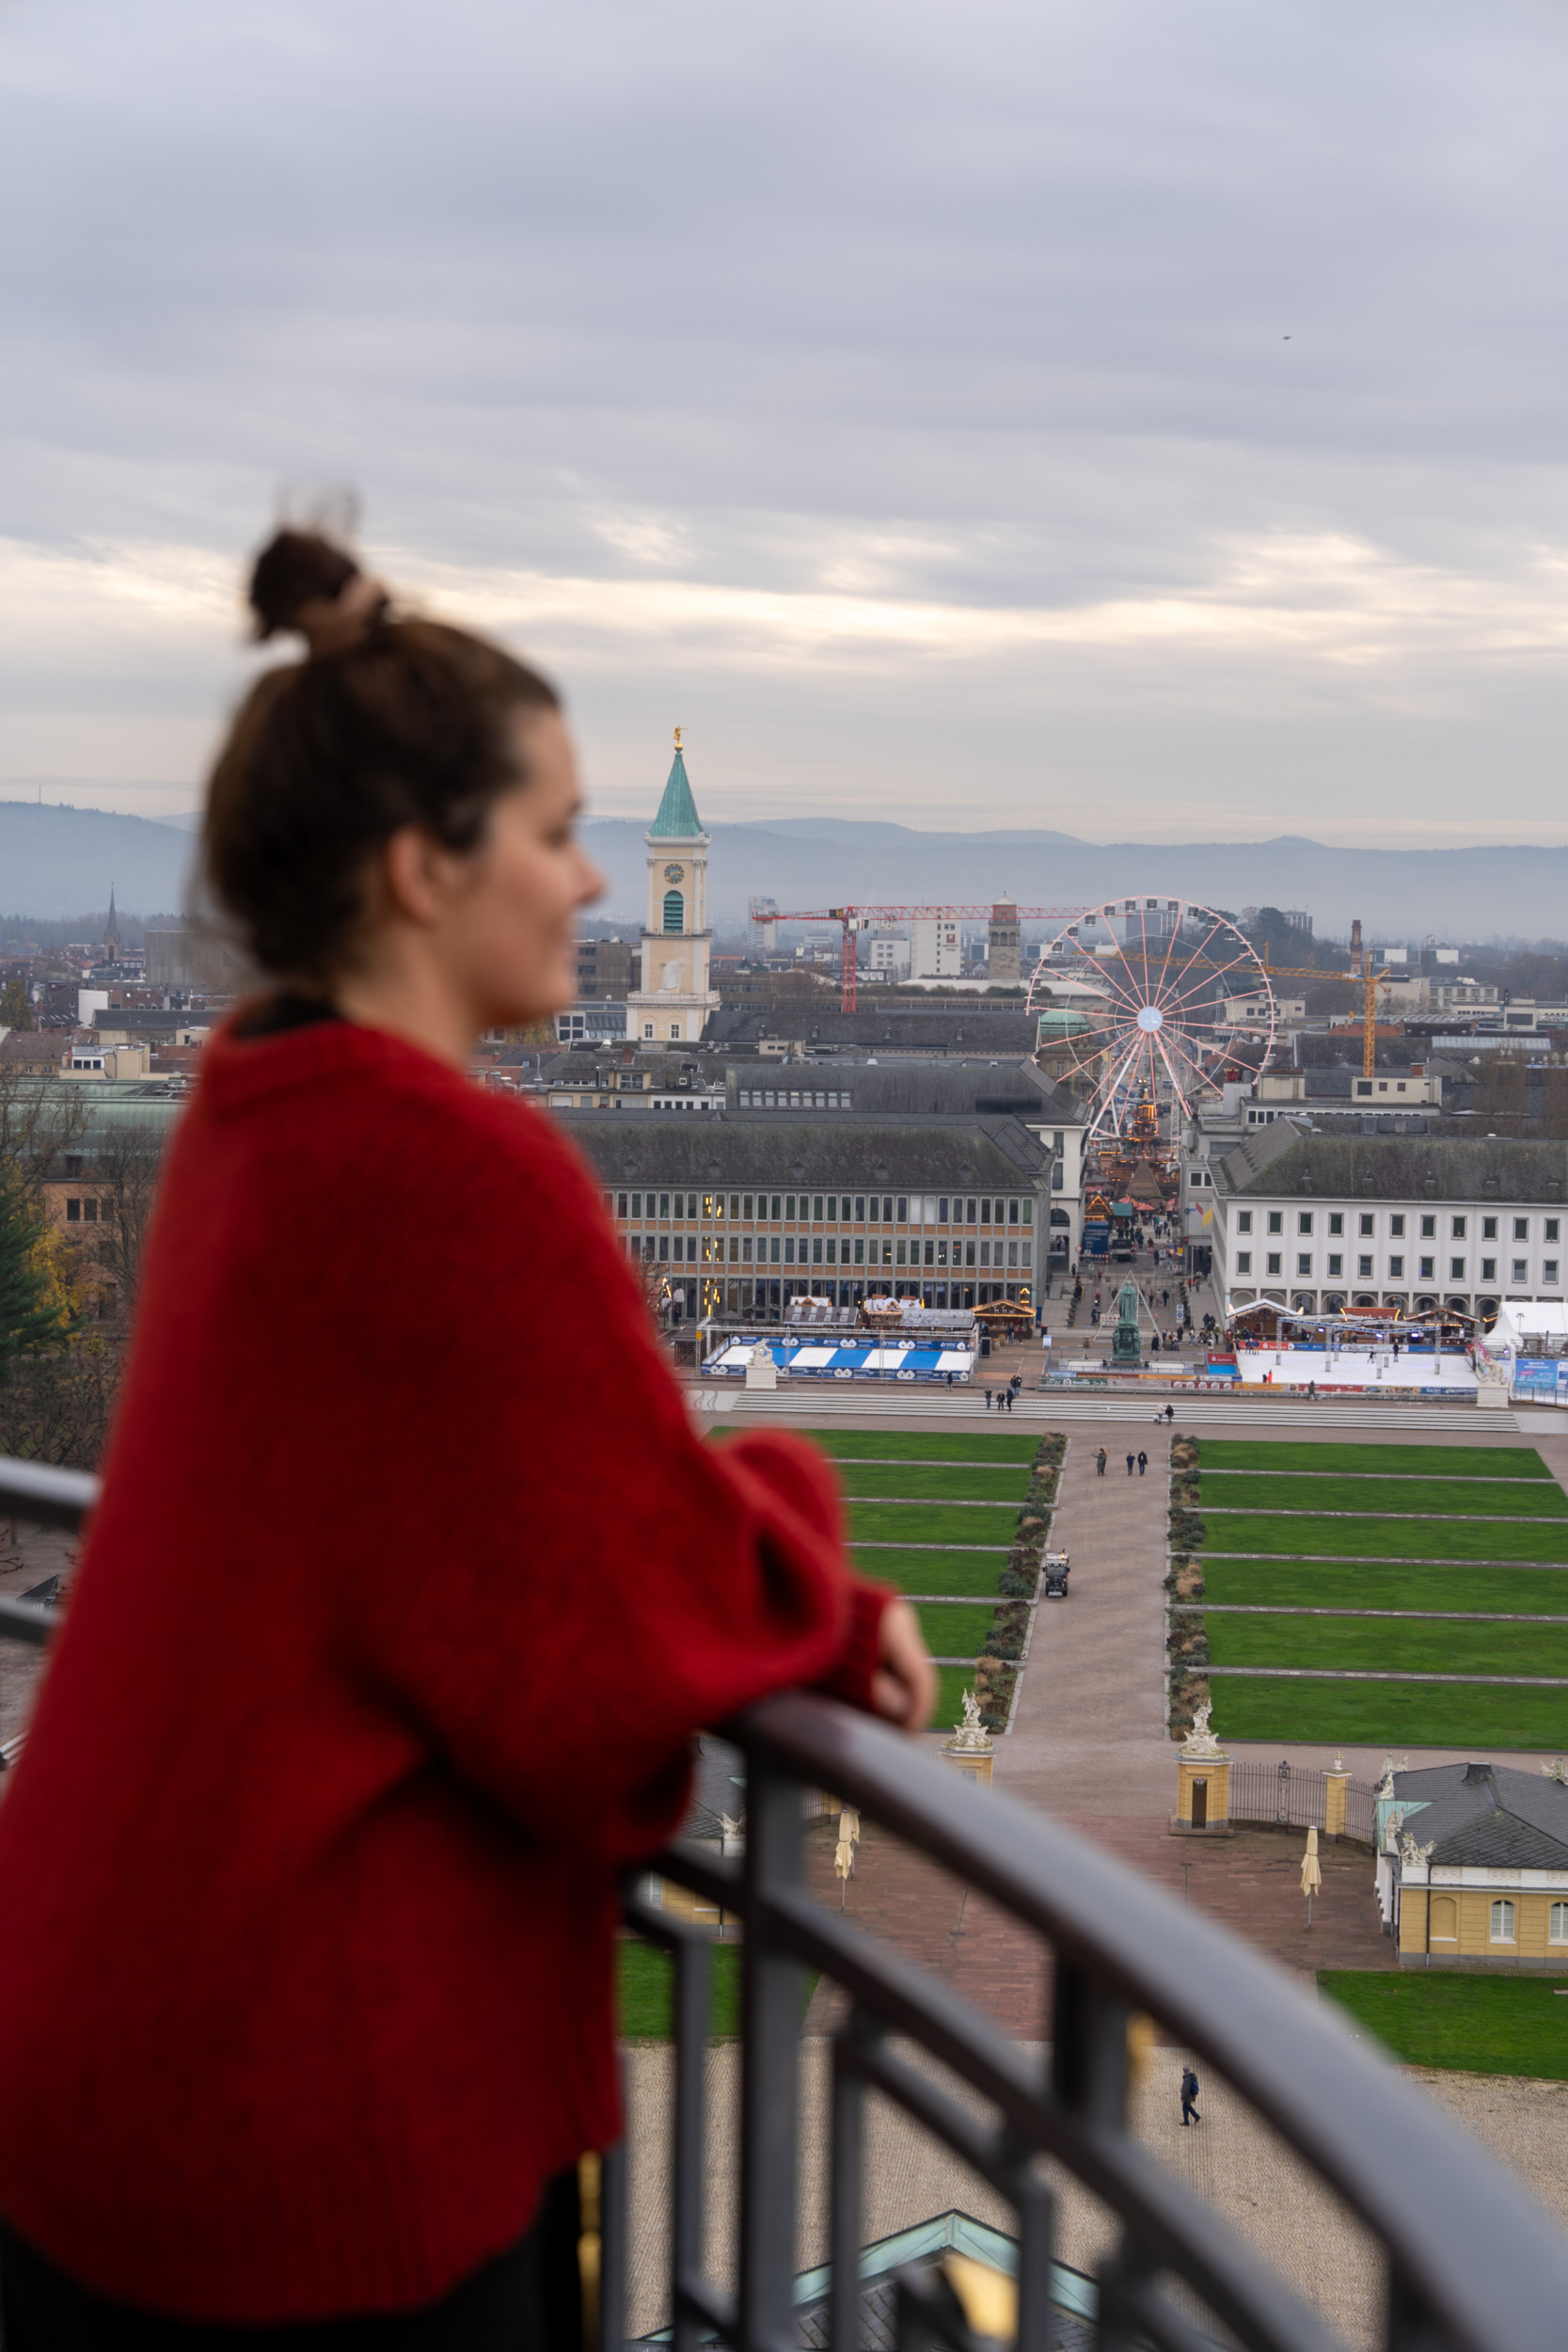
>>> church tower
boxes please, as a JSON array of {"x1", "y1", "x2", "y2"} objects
[{"x1": 626, "y1": 732, "x2": 721, "y2": 1046}]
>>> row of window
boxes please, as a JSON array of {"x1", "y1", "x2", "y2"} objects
[
  {"x1": 64, "y1": 1197, "x2": 114, "y2": 1224},
  {"x1": 1236, "y1": 1250, "x2": 1560, "y2": 1283},
  {"x1": 1239, "y1": 1210, "x2": 1561, "y2": 1242},
  {"x1": 735, "y1": 1089, "x2": 853, "y2": 1109},
  {"x1": 628, "y1": 1234, "x2": 1031, "y2": 1267},
  {"x1": 1467, "y1": 1899, "x2": 1568, "y2": 1944},
  {"x1": 608, "y1": 1191, "x2": 1026, "y2": 1227}
]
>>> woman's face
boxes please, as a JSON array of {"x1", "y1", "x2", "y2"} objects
[{"x1": 438, "y1": 707, "x2": 605, "y2": 1027}]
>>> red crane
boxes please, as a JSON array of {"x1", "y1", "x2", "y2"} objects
[{"x1": 754, "y1": 903, "x2": 1087, "y2": 1013}]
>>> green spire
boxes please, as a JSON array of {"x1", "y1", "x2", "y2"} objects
[{"x1": 648, "y1": 732, "x2": 705, "y2": 838}]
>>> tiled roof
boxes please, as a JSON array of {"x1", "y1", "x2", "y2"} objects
[
  {"x1": 723, "y1": 1057, "x2": 1075, "y2": 1120},
  {"x1": 705, "y1": 1008, "x2": 1041, "y2": 1053},
  {"x1": 1213, "y1": 1126, "x2": 1568, "y2": 1204},
  {"x1": 562, "y1": 1111, "x2": 1051, "y2": 1188},
  {"x1": 1393, "y1": 1762, "x2": 1568, "y2": 1869}
]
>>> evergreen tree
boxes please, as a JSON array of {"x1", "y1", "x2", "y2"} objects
[
  {"x1": 0, "y1": 1169, "x2": 61, "y2": 1375},
  {"x1": 0, "y1": 975, "x2": 33, "y2": 1030}
]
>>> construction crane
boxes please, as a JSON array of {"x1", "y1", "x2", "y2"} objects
[
  {"x1": 753, "y1": 903, "x2": 1086, "y2": 1012},
  {"x1": 1348, "y1": 918, "x2": 1393, "y2": 1080}
]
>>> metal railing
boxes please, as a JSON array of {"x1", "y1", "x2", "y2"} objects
[
  {"x1": 4, "y1": 1455, "x2": 1568, "y2": 2352},
  {"x1": 1229, "y1": 1761, "x2": 1377, "y2": 1847}
]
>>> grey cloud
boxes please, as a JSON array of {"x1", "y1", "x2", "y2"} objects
[{"x1": 3, "y1": 0, "x2": 1568, "y2": 838}]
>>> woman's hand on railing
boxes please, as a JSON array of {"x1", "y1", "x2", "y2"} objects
[{"x1": 868, "y1": 1598, "x2": 938, "y2": 1733}]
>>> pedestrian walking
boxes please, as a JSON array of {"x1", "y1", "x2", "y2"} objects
[
  {"x1": 1096, "y1": 1447, "x2": 1107, "y2": 1477},
  {"x1": 1136, "y1": 1450, "x2": 1148, "y2": 1476},
  {"x1": 0, "y1": 522, "x2": 939, "y2": 2352},
  {"x1": 984, "y1": 1388, "x2": 992, "y2": 1410},
  {"x1": 1180, "y1": 2067, "x2": 1201, "y2": 2126},
  {"x1": 1164, "y1": 1404, "x2": 1175, "y2": 1423},
  {"x1": 1126, "y1": 1452, "x2": 1134, "y2": 1476}
]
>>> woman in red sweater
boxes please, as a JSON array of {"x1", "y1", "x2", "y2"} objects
[{"x1": 0, "y1": 532, "x2": 934, "y2": 2349}]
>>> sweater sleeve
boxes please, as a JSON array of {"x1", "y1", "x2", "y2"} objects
[{"x1": 333, "y1": 1102, "x2": 892, "y2": 1862}]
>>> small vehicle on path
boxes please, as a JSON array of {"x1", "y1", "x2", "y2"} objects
[{"x1": 1042, "y1": 1551, "x2": 1070, "y2": 1600}]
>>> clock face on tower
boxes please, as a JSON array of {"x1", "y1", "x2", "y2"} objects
[{"x1": 663, "y1": 864, "x2": 684, "y2": 883}]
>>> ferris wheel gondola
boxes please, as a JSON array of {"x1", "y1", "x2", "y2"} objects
[{"x1": 1026, "y1": 897, "x2": 1275, "y2": 1147}]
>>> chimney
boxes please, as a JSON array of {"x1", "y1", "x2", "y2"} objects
[{"x1": 1462, "y1": 1761, "x2": 1494, "y2": 1786}]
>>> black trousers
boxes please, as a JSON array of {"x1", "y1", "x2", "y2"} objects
[{"x1": 0, "y1": 2171, "x2": 582, "y2": 2352}]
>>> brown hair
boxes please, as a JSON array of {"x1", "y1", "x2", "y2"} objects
[{"x1": 204, "y1": 532, "x2": 560, "y2": 984}]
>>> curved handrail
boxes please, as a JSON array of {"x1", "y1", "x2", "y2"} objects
[
  {"x1": 683, "y1": 1692, "x2": 1568, "y2": 2352},
  {"x1": 0, "y1": 1458, "x2": 100, "y2": 1531},
  {"x1": 2, "y1": 1455, "x2": 1564, "y2": 2349}
]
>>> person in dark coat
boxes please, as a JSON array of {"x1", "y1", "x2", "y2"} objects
[
  {"x1": 1180, "y1": 2066, "x2": 1201, "y2": 2125},
  {"x1": 1125, "y1": 1452, "x2": 1134, "y2": 1476},
  {"x1": 1096, "y1": 1447, "x2": 1107, "y2": 1477},
  {"x1": 1136, "y1": 1450, "x2": 1148, "y2": 1476}
]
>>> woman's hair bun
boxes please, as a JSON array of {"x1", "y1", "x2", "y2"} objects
[{"x1": 247, "y1": 529, "x2": 362, "y2": 642}]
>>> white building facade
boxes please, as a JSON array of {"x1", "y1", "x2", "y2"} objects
[{"x1": 1209, "y1": 1123, "x2": 1568, "y2": 1324}]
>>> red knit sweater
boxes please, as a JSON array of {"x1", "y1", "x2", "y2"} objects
[{"x1": 0, "y1": 1019, "x2": 890, "y2": 2323}]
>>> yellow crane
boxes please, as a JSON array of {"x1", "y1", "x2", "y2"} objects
[{"x1": 1347, "y1": 919, "x2": 1393, "y2": 1080}]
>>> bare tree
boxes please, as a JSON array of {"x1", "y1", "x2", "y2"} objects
[
  {"x1": 0, "y1": 1066, "x2": 90, "y2": 1202},
  {"x1": 77, "y1": 1120, "x2": 167, "y2": 1319},
  {"x1": 0, "y1": 1330, "x2": 123, "y2": 1470}
]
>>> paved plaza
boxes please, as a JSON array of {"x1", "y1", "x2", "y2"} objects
[{"x1": 673, "y1": 1385, "x2": 1568, "y2": 2333}]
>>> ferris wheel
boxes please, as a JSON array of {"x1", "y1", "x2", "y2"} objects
[{"x1": 1025, "y1": 897, "x2": 1275, "y2": 1145}]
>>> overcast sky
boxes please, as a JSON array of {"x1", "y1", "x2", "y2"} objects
[{"x1": 4, "y1": 0, "x2": 1568, "y2": 845}]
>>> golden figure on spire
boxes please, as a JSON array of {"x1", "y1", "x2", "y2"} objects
[{"x1": 673, "y1": 725, "x2": 683, "y2": 750}]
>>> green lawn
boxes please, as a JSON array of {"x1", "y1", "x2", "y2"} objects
[
  {"x1": 1211, "y1": 1677, "x2": 1568, "y2": 1750},
  {"x1": 850, "y1": 1546, "x2": 1010, "y2": 1595},
  {"x1": 1200, "y1": 1557, "x2": 1568, "y2": 1615},
  {"x1": 800, "y1": 1428, "x2": 1042, "y2": 1463},
  {"x1": 847, "y1": 1500, "x2": 1024, "y2": 1548},
  {"x1": 1201, "y1": 1512, "x2": 1568, "y2": 1564},
  {"x1": 834, "y1": 1462, "x2": 1032, "y2": 1502},
  {"x1": 1320, "y1": 1971, "x2": 1568, "y2": 2079},
  {"x1": 1199, "y1": 1474, "x2": 1568, "y2": 1519},
  {"x1": 619, "y1": 1938, "x2": 745, "y2": 2038},
  {"x1": 1206, "y1": 1613, "x2": 1568, "y2": 1677},
  {"x1": 913, "y1": 1602, "x2": 998, "y2": 1657},
  {"x1": 1197, "y1": 1440, "x2": 1552, "y2": 1480}
]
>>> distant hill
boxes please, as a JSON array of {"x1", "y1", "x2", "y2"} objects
[
  {"x1": 0, "y1": 801, "x2": 195, "y2": 919},
  {"x1": 582, "y1": 819, "x2": 1568, "y2": 943},
  {"x1": 3, "y1": 799, "x2": 1564, "y2": 945}
]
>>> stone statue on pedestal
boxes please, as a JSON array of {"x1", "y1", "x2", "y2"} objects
[
  {"x1": 1180, "y1": 1702, "x2": 1224, "y2": 1759},
  {"x1": 1111, "y1": 1279, "x2": 1143, "y2": 1367},
  {"x1": 948, "y1": 1689, "x2": 993, "y2": 1754}
]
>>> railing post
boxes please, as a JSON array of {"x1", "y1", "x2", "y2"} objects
[
  {"x1": 671, "y1": 1931, "x2": 713, "y2": 2352},
  {"x1": 1050, "y1": 1957, "x2": 1129, "y2": 2132},
  {"x1": 739, "y1": 1756, "x2": 805, "y2": 2352},
  {"x1": 829, "y1": 2011, "x2": 876, "y2": 2352},
  {"x1": 597, "y1": 2127, "x2": 628, "y2": 2352}
]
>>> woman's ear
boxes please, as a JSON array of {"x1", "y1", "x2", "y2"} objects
[{"x1": 381, "y1": 824, "x2": 466, "y2": 928}]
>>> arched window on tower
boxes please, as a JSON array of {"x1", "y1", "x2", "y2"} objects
[{"x1": 662, "y1": 890, "x2": 685, "y2": 935}]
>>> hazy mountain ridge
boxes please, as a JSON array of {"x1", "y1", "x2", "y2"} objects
[
  {"x1": 0, "y1": 802, "x2": 196, "y2": 919},
  {"x1": 1, "y1": 799, "x2": 1563, "y2": 942},
  {"x1": 582, "y1": 819, "x2": 1568, "y2": 941}
]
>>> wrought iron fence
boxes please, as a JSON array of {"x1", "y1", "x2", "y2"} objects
[
  {"x1": 3, "y1": 1455, "x2": 1567, "y2": 2352},
  {"x1": 1229, "y1": 1760, "x2": 1376, "y2": 1846}
]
